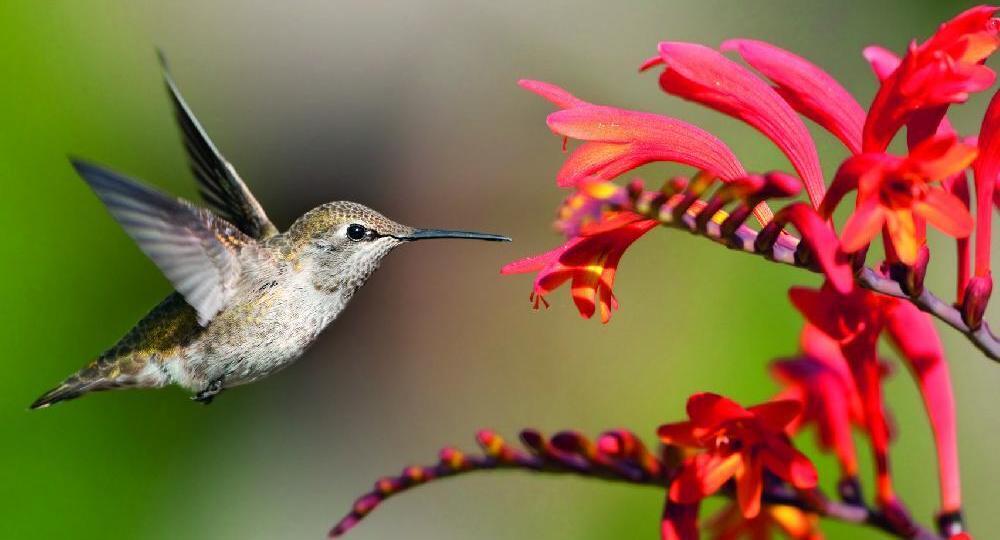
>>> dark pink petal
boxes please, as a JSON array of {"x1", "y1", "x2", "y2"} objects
[
  {"x1": 722, "y1": 39, "x2": 865, "y2": 154},
  {"x1": 518, "y1": 79, "x2": 589, "y2": 109},
  {"x1": 884, "y1": 300, "x2": 961, "y2": 513},
  {"x1": 773, "y1": 203, "x2": 854, "y2": 294},
  {"x1": 547, "y1": 106, "x2": 746, "y2": 186},
  {"x1": 973, "y1": 88, "x2": 1000, "y2": 276},
  {"x1": 650, "y1": 42, "x2": 826, "y2": 207}
]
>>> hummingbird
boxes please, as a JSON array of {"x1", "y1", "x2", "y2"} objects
[{"x1": 30, "y1": 56, "x2": 509, "y2": 409}]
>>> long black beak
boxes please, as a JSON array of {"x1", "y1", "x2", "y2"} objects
[{"x1": 400, "y1": 228, "x2": 511, "y2": 242}]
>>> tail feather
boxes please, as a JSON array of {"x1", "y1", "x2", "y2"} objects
[
  {"x1": 30, "y1": 362, "x2": 120, "y2": 409},
  {"x1": 30, "y1": 382, "x2": 93, "y2": 409}
]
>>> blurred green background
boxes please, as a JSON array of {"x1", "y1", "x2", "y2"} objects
[{"x1": 2, "y1": 1, "x2": 998, "y2": 538}]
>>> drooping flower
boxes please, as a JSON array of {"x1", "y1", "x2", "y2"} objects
[
  {"x1": 863, "y1": 5, "x2": 1000, "y2": 152},
  {"x1": 658, "y1": 393, "x2": 818, "y2": 518},
  {"x1": 705, "y1": 501, "x2": 824, "y2": 540},
  {"x1": 501, "y1": 211, "x2": 656, "y2": 322},
  {"x1": 820, "y1": 133, "x2": 976, "y2": 265}
]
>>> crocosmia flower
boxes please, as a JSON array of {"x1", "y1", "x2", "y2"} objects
[
  {"x1": 658, "y1": 393, "x2": 818, "y2": 518},
  {"x1": 501, "y1": 211, "x2": 656, "y2": 322},
  {"x1": 821, "y1": 134, "x2": 976, "y2": 264},
  {"x1": 864, "y1": 6, "x2": 1000, "y2": 151}
]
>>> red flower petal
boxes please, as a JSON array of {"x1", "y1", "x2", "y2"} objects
[
  {"x1": 518, "y1": 79, "x2": 589, "y2": 109},
  {"x1": 657, "y1": 421, "x2": 703, "y2": 448},
  {"x1": 735, "y1": 452, "x2": 764, "y2": 518},
  {"x1": 760, "y1": 441, "x2": 819, "y2": 489},
  {"x1": 913, "y1": 188, "x2": 974, "y2": 238},
  {"x1": 862, "y1": 45, "x2": 902, "y2": 81},
  {"x1": 973, "y1": 88, "x2": 1000, "y2": 276},
  {"x1": 722, "y1": 39, "x2": 865, "y2": 154},
  {"x1": 547, "y1": 106, "x2": 746, "y2": 186},
  {"x1": 747, "y1": 399, "x2": 802, "y2": 433},
  {"x1": 687, "y1": 392, "x2": 751, "y2": 429},
  {"x1": 772, "y1": 203, "x2": 854, "y2": 294},
  {"x1": 840, "y1": 199, "x2": 886, "y2": 253},
  {"x1": 649, "y1": 42, "x2": 826, "y2": 207},
  {"x1": 884, "y1": 301, "x2": 962, "y2": 512}
]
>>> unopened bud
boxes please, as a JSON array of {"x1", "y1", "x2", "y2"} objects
[{"x1": 961, "y1": 275, "x2": 992, "y2": 329}]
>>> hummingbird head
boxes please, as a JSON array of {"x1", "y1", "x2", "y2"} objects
[{"x1": 286, "y1": 201, "x2": 509, "y2": 290}]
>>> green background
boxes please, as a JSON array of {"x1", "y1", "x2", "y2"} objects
[{"x1": 1, "y1": 1, "x2": 997, "y2": 538}]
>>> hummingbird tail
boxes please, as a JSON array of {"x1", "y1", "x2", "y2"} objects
[{"x1": 30, "y1": 360, "x2": 137, "y2": 409}]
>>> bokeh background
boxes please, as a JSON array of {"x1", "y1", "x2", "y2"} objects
[{"x1": 2, "y1": 1, "x2": 998, "y2": 538}]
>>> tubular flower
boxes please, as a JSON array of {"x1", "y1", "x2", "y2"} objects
[
  {"x1": 820, "y1": 134, "x2": 976, "y2": 265},
  {"x1": 863, "y1": 5, "x2": 1000, "y2": 152},
  {"x1": 642, "y1": 42, "x2": 826, "y2": 208},
  {"x1": 518, "y1": 80, "x2": 747, "y2": 190},
  {"x1": 658, "y1": 393, "x2": 818, "y2": 518},
  {"x1": 501, "y1": 211, "x2": 656, "y2": 322},
  {"x1": 706, "y1": 501, "x2": 824, "y2": 540}
]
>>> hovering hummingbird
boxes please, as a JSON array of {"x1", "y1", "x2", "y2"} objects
[{"x1": 31, "y1": 56, "x2": 509, "y2": 409}]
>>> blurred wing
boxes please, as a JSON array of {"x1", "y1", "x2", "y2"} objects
[
  {"x1": 158, "y1": 52, "x2": 279, "y2": 240},
  {"x1": 73, "y1": 159, "x2": 259, "y2": 326}
]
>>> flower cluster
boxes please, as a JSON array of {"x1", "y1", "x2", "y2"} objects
[{"x1": 332, "y1": 6, "x2": 1000, "y2": 540}]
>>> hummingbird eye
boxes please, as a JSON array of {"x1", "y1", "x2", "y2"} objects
[{"x1": 346, "y1": 223, "x2": 367, "y2": 241}]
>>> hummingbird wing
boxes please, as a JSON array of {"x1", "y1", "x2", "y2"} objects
[
  {"x1": 72, "y1": 159, "x2": 262, "y2": 326},
  {"x1": 158, "y1": 52, "x2": 279, "y2": 241}
]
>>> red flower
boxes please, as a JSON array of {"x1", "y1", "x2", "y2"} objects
[
  {"x1": 705, "y1": 501, "x2": 824, "y2": 540},
  {"x1": 500, "y1": 211, "x2": 656, "y2": 322},
  {"x1": 658, "y1": 393, "x2": 818, "y2": 518},
  {"x1": 519, "y1": 80, "x2": 748, "y2": 190},
  {"x1": 863, "y1": 6, "x2": 1000, "y2": 152},
  {"x1": 642, "y1": 42, "x2": 826, "y2": 208},
  {"x1": 820, "y1": 134, "x2": 976, "y2": 265}
]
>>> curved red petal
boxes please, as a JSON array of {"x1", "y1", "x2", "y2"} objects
[
  {"x1": 547, "y1": 106, "x2": 746, "y2": 185},
  {"x1": 973, "y1": 88, "x2": 1000, "y2": 275},
  {"x1": 687, "y1": 392, "x2": 751, "y2": 428},
  {"x1": 654, "y1": 41, "x2": 825, "y2": 207},
  {"x1": 723, "y1": 38, "x2": 865, "y2": 154},
  {"x1": 774, "y1": 203, "x2": 854, "y2": 294},
  {"x1": 914, "y1": 189, "x2": 975, "y2": 238},
  {"x1": 518, "y1": 79, "x2": 590, "y2": 109},
  {"x1": 840, "y1": 199, "x2": 886, "y2": 253},
  {"x1": 735, "y1": 453, "x2": 763, "y2": 518},
  {"x1": 748, "y1": 399, "x2": 802, "y2": 433}
]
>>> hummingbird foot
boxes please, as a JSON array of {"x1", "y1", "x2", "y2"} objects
[{"x1": 192, "y1": 377, "x2": 225, "y2": 405}]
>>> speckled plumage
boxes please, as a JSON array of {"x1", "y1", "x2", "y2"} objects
[{"x1": 30, "y1": 57, "x2": 508, "y2": 408}]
